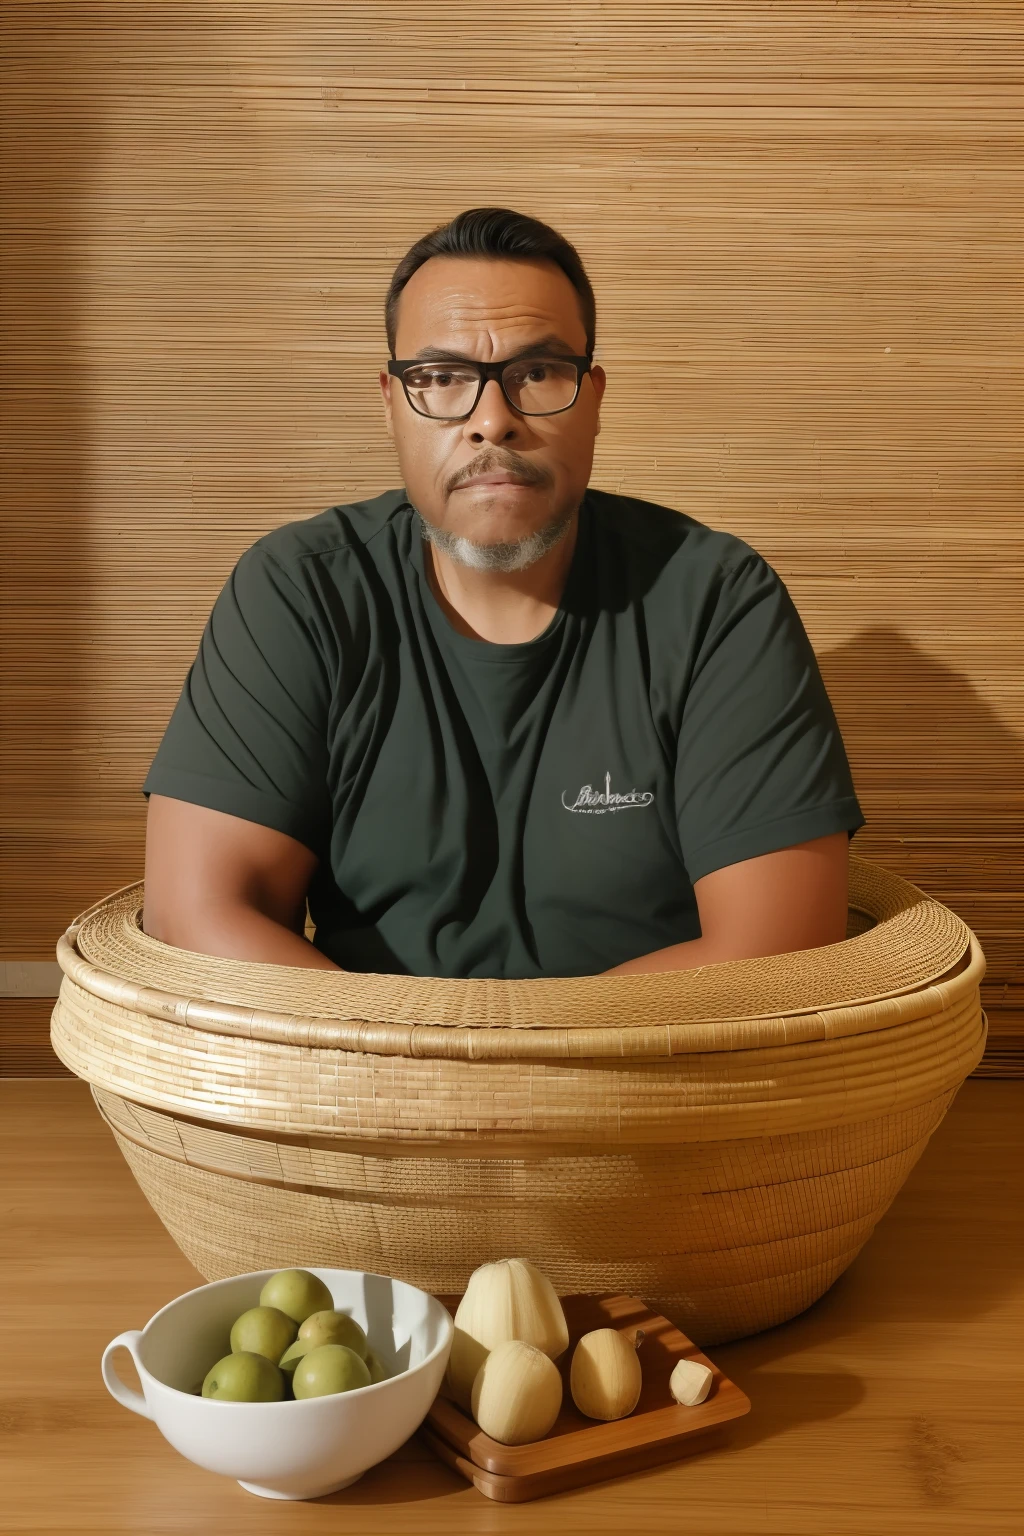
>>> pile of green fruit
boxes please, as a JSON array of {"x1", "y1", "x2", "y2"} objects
[{"x1": 197, "y1": 1269, "x2": 390, "y2": 1403}]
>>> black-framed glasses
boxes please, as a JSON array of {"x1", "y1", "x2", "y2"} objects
[{"x1": 388, "y1": 354, "x2": 592, "y2": 420}]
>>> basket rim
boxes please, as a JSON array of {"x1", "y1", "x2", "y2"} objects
[{"x1": 54, "y1": 857, "x2": 986, "y2": 1063}]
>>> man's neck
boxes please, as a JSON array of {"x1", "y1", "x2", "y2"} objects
[{"x1": 424, "y1": 510, "x2": 580, "y2": 645}]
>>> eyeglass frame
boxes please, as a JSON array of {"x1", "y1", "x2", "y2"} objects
[{"x1": 386, "y1": 353, "x2": 594, "y2": 420}]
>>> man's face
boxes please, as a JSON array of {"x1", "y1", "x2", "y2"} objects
[{"x1": 380, "y1": 256, "x2": 606, "y2": 555}]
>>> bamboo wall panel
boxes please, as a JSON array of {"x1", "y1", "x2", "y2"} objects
[{"x1": 3, "y1": 3, "x2": 1021, "y2": 1073}]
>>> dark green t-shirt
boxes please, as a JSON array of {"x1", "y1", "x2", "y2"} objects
[{"x1": 142, "y1": 487, "x2": 865, "y2": 978}]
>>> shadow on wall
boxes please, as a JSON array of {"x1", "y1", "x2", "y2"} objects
[{"x1": 819, "y1": 625, "x2": 1022, "y2": 1016}]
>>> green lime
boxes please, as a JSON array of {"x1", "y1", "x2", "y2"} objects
[
  {"x1": 259, "y1": 1268, "x2": 334, "y2": 1325},
  {"x1": 202, "y1": 1351, "x2": 284, "y2": 1402},
  {"x1": 278, "y1": 1336, "x2": 316, "y2": 1381},
  {"x1": 229, "y1": 1305, "x2": 297, "y2": 1362},
  {"x1": 292, "y1": 1344, "x2": 371, "y2": 1400},
  {"x1": 365, "y1": 1348, "x2": 389, "y2": 1384},
  {"x1": 297, "y1": 1309, "x2": 368, "y2": 1359}
]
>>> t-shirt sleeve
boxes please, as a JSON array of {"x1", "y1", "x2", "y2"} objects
[
  {"x1": 675, "y1": 550, "x2": 866, "y2": 884},
  {"x1": 142, "y1": 544, "x2": 333, "y2": 851}
]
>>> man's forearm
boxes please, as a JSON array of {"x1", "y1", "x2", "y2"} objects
[
  {"x1": 143, "y1": 902, "x2": 342, "y2": 971},
  {"x1": 605, "y1": 837, "x2": 852, "y2": 976},
  {"x1": 603, "y1": 932, "x2": 779, "y2": 977}
]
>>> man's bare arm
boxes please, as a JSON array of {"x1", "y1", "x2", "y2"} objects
[
  {"x1": 142, "y1": 794, "x2": 341, "y2": 970},
  {"x1": 603, "y1": 831, "x2": 850, "y2": 976}
]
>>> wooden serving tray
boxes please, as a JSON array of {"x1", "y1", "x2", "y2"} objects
[{"x1": 422, "y1": 1292, "x2": 750, "y2": 1503}]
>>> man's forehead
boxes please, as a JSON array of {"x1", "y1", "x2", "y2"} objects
[{"x1": 396, "y1": 256, "x2": 586, "y2": 353}]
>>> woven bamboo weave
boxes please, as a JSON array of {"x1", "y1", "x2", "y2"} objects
[{"x1": 51, "y1": 855, "x2": 986, "y2": 1343}]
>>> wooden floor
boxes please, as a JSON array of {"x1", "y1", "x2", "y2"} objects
[{"x1": 2, "y1": 1080, "x2": 1022, "y2": 1535}]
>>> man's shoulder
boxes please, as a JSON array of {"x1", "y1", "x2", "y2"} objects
[
  {"x1": 246, "y1": 488, "x2": 412, "y2": 574},
  {"x1": 585, "y1": 485, "x2": 765, "y2": 582}
]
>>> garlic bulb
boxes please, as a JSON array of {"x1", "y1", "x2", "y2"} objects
[
  {"x1": 446, "y1": 1257, "x2": 570, "y2": 1409},
  {"x1": 669, "y1": 1358, "x2": 714, "y2": 1406},
  {"x1": 471, "y1": 1339, "x2": 563, "y2": 1445},
  {"x1": 570, "y1": 1328, "x2": 643, "y2": 1421}
]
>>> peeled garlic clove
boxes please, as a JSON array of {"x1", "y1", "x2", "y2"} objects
[
  {"x1": 471, "y1": 1339, "x2": 563, "y2": 1445},
  {"x1": 446, "y1": 1257, "x2": 569, "y2": 1409},
  {"x1": 570, "y1": 1328, "x2": 643, "y2": 1421},
  {"x1": 669, "y1": 1358, "x2": 714, "y2": 1406}
]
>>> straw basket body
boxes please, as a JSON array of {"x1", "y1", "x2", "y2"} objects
[{"x1": 51, "y1": 857, "x2": 986, "y2": 1344}]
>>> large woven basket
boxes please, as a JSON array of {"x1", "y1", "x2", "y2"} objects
[{"x1": 51, "y1": 855, "x2": 986, "y2": 1345}]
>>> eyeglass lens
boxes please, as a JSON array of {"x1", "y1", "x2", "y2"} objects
[{"x1": 402, "y1": 358, "x2": 579, "y2": 418}]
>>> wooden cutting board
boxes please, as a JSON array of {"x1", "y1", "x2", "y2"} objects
[{"x1": 422, "y1": 1292, "x2": 751, "y2": 1503}]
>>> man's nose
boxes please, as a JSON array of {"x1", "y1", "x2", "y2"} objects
[{"x1": 463, "y1": 378, "x2": 520, "y2": 444}]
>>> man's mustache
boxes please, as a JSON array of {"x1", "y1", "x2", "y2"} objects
[{"x1": 442, "y1": 448, "x2": 549, "y2": 497}]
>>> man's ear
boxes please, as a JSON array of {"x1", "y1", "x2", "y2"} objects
[{"x1": 379, "y1": 369, "x2": 395, "y2": 440}]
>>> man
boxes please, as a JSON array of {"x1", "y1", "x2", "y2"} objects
[{"x1": 142, "y1": 206, "x2": 865, "y2": 979}]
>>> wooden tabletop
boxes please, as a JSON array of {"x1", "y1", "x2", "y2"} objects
[{"x1": 3, "y1": 1078, "x2": 1021, "y2": 1534}]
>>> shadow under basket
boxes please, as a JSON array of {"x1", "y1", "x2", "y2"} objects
[{"x1": 51, "y1": 856, "x2": 986, "y2": 1345}]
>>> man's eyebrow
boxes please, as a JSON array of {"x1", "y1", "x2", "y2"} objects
[{"x1": 410, "y1": 333, "x2": 580, "y2": 362}]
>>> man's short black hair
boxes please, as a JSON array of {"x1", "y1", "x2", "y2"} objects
[{"x1": 384, "y1": 206, "x2": 596, "y2": 359}]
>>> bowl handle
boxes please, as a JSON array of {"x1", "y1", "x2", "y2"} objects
[{"x1": 101, "y1": 1331, "x2": 152, "y2": 1419}]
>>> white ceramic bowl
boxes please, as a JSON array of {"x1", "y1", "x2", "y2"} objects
[{"x1": 101, "y1": 1267, "x2": 453, "y2": 1500}]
